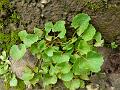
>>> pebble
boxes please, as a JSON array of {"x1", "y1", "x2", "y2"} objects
[
  {"x1": 41, "y1": 0, "x2": 48, "y2": 4},
  {"x1": 41, "y1": 4, "x2": 44, "y2": 9}
]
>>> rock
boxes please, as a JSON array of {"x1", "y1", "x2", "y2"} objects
[{"x1": 10, "y1": 50, "x2": 37, "y2": 79}]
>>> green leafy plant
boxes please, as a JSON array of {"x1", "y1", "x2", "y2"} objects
[
  {"x1": 8, "y1": 13, "x2": 104, "y2": 90},
  {"x1": 0, "y1": 51, "x2": 26, "y2": 90},
  {"x1": 0, "y1": 51, "x2": 17, "y2": 88},
  {"x1": 111, "y1": 42, "x2": 118, "y2": 49},
  {"x1": 0, "y1": 51, "x2": 10, "y2": 75},
  {"x1": 10, "y1": 11, "x2": 20, "y2": 23}
]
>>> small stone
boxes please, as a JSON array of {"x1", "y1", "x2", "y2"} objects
[
  {"x1": 86, "y1": 84, "x2": 99, "y2": 90},
  {"x1": 41, "y1": 4, "x2": 44, "y2": 9},
  {"x1": 10, "y1": 50, "x2": 37, "y2": 79},
  {"x1": 41, "y1": 0, "x2": 48, "y2": 4},
  {"x1": 41, "y1": 14, "x2": 44, "y2": 17}
]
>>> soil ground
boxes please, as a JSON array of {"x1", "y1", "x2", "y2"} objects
[{"x1": 1, "y1": 0, "x2": 120, "y2": 90}]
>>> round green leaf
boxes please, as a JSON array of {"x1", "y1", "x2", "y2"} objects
[
  {"x1": 45, "y1": 47, "x2": 54, "y2": 57},
  {"x1": 82, "y1": 24, "x2": 96, "y2": 41},
  {"x1": 49, "y1": 65, "x2": 60, "y2": 76},
  {"x1": 18, "y1": 30, "x2": 28, "y2": 40},
  {"x1": 78, "y1": 40, "x2": 91, "y2": 55},
  {"x1": 37, "y1": 40, "x2": 46, "y2": 52},
  {"x1": 42, "y1": 53, "x2": 52, "y2": 62},
  {"x1": 52, "y1": 52, "x2": 70, "y2": 64},
  {"x1": 34, "y1": 27, "x2": 43, "y2": 38},
  {"x1": 94, "y1": 32, "x2": 102, "y2": 42},
  {"x1": 64, "y1": 79, "x2": 83, "y2": 90},
  {"x1": 53, "y1": 21, "x2": 66, "y2": 38},
  {"x1": 21, "y1": 67, "x2": 34, "y2": 81},
  {"x1": 71, "y1": 13, "x2": 91, "y2": 29},
  {"x1": 73, "y1": 51, "x2": 104, "y2": 76},
  {"x1": 23, "y1": 34, "x2": 39, "y2": 47},
  {"x1": 61, "y1": 72, "x2": 73, "y2": 81},
  {"x1": 71, "y1": 13, "x2": 91, "y2": 36},
  {"x1": 10, "y1": 75, "x2": 18, "y2": 87},
  {"x1": 52, "y1": 21, "x2": 65, "y2": 32},
  {"x1": 57, "y1": 62, "x2": 72, "y2": 74},
  {"x1": 72, "y1": 57, "x2": 90, "y2": 75},
  {"x1": 44, "y1": 75, "x2": 57, "y2": 86},
  {"x1": 45, "y1": 22, "x2": 53, "y2": 34},
  {"x1": 18, "y1": 30, "x2": 39, "y2": 47},
  {"x1": 10, "y1": 44, "x2": 26, "y2": 60},
  {"x1": 86, "y1": 51, "x2": 104, "y2": 72}
]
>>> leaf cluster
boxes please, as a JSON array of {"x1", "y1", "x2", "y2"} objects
[
  {"x1": 9, "y1": 13, "x2": 104, "y2": 90},
  {"x1": 111, "y1": 42, "x2": 118, "y2": 49},
  {"x1": 0, "y1": 51, "x2": 16, "y2": 88}
]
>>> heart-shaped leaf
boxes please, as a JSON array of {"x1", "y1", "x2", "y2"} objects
[{"x1": 10, "y1": 44, "x2": 26, "y2": 60}]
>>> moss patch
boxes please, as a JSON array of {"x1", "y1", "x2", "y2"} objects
[
  {"x1": 0, "y1": 0, "x2": 21, "y2": 54},
  {"x1": 85, "y1": 1, "x2": 106, "y2": 11},
  {"x1": 0, "y1": 30, "x2": 20, "y2": 54}
]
